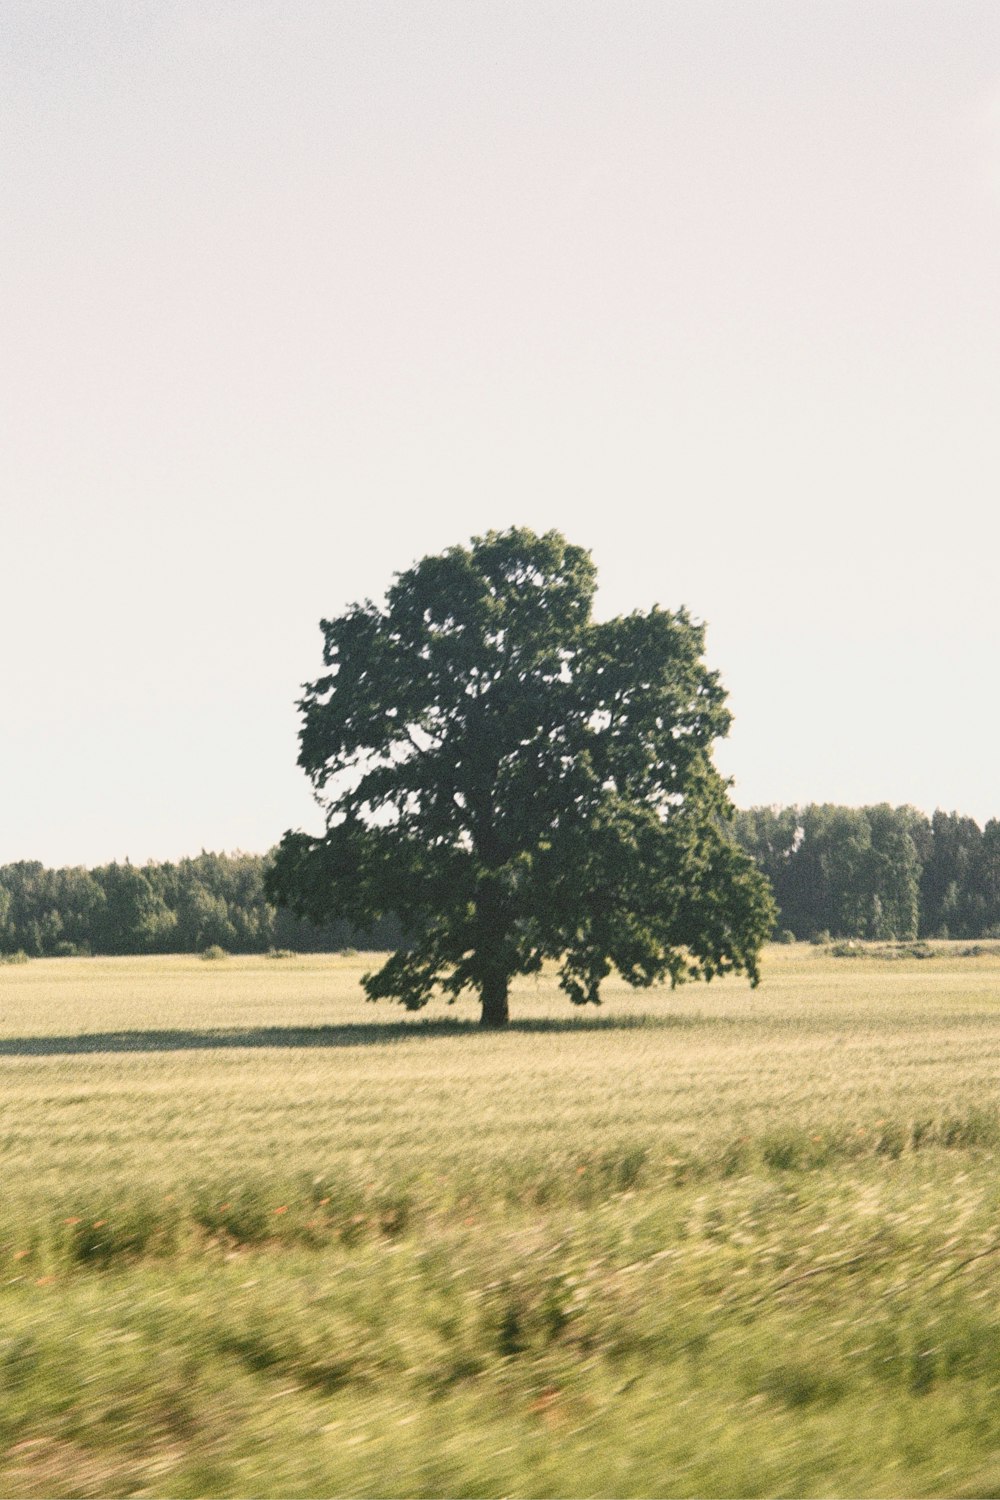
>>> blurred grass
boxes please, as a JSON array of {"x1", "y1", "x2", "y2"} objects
[{"x1": 1, "y1": 945, "x2": 1000, "y2": 1495}]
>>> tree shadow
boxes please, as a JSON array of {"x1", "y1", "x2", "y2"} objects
[{"x1": 0, "y1": 1011, "x2": 730, "y2": 1057}]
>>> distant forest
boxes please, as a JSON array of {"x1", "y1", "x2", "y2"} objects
[
  {"x1": 0, "y1": 851, "x2": 402, "y2": 958},
  {"x1": 1, "y1": 805, "x2": 998, "y2": 958},
  {"x1": 731, "y1": 805, "x2": 1000, "y2": 942}
]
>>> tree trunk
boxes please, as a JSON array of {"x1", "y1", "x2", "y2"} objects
[{"x1": 479, "y1": 971, "x2": 510, "y2": 1028}]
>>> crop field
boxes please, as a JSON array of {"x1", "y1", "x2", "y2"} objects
[{"x1": 2, "y1": 946, "x2": 1000, "y2": 1497}]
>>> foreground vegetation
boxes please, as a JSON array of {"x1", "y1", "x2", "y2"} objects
[{"x1": 2, "y1": 946, "x2": 1000, "y2": 1496}]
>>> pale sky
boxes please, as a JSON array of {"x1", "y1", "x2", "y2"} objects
[{"x1": 4, "y1": 1, "x2": 999, "y2": 868}]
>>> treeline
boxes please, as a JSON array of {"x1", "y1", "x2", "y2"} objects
[
  {"x1": 3, "y1": 807, "x2": 999, "y2": 957},
  {"x1": 731, "y1": 806, "x2": 1000, "y2": 941},
  {"x1": 0, "y1": 851, "x2": 402, "y2": 958}
]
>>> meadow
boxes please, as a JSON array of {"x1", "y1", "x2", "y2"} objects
[{"x1": 2, "y1": 945, "x2": 1000, "y2": 1497}]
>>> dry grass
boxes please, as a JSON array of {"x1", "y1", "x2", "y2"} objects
[
  {"x1": 1, "y1": 943, "x2": 1000, "y2": 1496},
  {"x1": 2, "y1": 945, "x2": 999, "y2": 1198}
]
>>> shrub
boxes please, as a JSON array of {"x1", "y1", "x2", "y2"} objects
[
  {"x1": 775, "y1": 929, "x2": 797, "y2": 944},
  {"x1": 191, "y1": 1184, "x2": 273, "y2": 1245},
  {"x1": 829, "y1": 940, "x2": 861, "y2": 958},
  {"x1": 895, "y1": 941, "x2": 936, "y2": 960},
  {"x1": 829, "y1": 941, "x2": 938, "y2": 962},
  {"x1": 0, "y1": 950, "x2": 29, "y2": 965},
  {"x1": 200, "y1": 944, "x2": 228, "y2": 962},
  {"x1": 60, "y1": 1200, "x2": 177, "y2": 1267},
  {"x1": 267, "y1": 948, "x2": 296, "y2": 960}
]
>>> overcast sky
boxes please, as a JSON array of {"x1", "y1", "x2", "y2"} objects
[{"x1": 4, "y1": 1, "x2": 999, "y2": 867}]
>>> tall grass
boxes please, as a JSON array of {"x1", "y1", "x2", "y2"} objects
[{"x1": 1, "y1": 945, "x2": 1000, "y2": 1495}]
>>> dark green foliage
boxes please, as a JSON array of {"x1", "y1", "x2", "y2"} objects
[
  {"x1": 0, "y1": 862, "x2": 107, "y2": 957},
  {"x1": 59, "y1": 1197, "x2": 179, "y2": 1266},
  {"x1": 0, "y1": 853, "x2": 402, "y2": 958},
  {"x1": 924, "y1": 811, "x2": 994, "y2": 935},
  {"x1": 92, "y1": 862, "x2": 177, "y2": 953},
  {"x1": 268, "y1": 528, "x2": 774, "y2": 1024},
  {"x1": 3, "y1": 804, "x2": 996, "y2": 964},
  {"x1": 787, "y1": 803, "x2": 921, "y2": 941},
  {"x1": 731, "y1": 803, "x2": 1000, "y2": 943}
]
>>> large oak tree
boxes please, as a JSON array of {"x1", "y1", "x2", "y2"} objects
[{"x1": 267, "y1": 528, "x2": 774, "y2": 1025}]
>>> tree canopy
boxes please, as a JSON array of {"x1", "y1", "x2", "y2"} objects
[
  {"x1": 5, "y1": 807, "x2": 1000, "y2": 961},
  {"x1": 730, "y1": 803, "x2": 1000, "y2": 943},
  {"x1": 0, "y1": 853, "x2": 402, "y2": 959},
  {"x1": 267, "y1": 527, "x2": 775, "y2": 1025}
]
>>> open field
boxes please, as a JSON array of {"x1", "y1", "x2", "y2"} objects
[{"x1": 2, "y1": 945, "x2": 1000, "y2": 1497}]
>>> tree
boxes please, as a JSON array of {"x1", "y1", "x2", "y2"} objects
[
  {"x1": 267, "y1": 528, "x2": 775, "y2": 1026},
  {"x1": 745, "y1": 803, "x2": 925, "y2": 942},
  {"x1": 92, "y1": 863, "x2": 177, "y2": 955},
  {"x1": 978, "y1": 820, "x2": 1000, "y2": 937},
  {"x1": 730, "y1": 805, "x2": 801, "y2": 935},
  {"x1": 920, "y1": 811, "x2": 984, "y2": 938},
  {"x1": 862, "y1": 804, "x2": 922, "y2": 941}
]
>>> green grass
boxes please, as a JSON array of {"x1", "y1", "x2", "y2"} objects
[{"x1": 2, "y1": 945, "x2": 1000, "y2": 1496}]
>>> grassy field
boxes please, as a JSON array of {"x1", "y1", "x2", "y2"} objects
[{"x1": 2, "y1": 944, "x2": 1000, "y2": 1497}]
